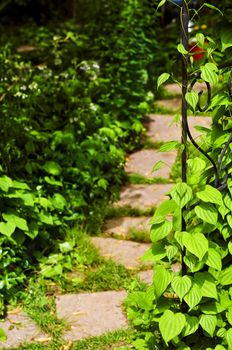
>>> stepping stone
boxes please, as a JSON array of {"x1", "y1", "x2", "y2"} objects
[
  {"x1": 0, "y1": 312, "x2": 48, "y2": 349},
  {"x1": 146, "y1": 114, "x2": 211, "y2": 142},
  {"x1": 91, "y1": 237, "x2": 150, "y2": 268},
  {"x1": 115, "y1": 184, "x2": 172, "y2": 209},
  {"x1": 56, "y1": 291, "x2": 128, "y2": 341},
  {"x1": 125, "y1": 149, "x2": 177, "y2": 179},
  {"x1": 156, "y1": 98, "x2": 181, "y2": 112},
  {"x1": 164, "y1": 82, "x2": 207, "y2": 95},
  {"x1": 138, "y1": 270, "x2": 154, "y2": 285},
  {"x1": 103, "y1": 216, "x2": 151, "y2": 238}
]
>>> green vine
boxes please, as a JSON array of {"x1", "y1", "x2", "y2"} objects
[{"x1": 127, "y1": 1, "x2": 232, "y2": 349}]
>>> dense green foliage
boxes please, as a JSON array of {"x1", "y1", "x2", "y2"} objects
[
  {"x1": 126, "y1": 1, "x2": 232, "y2": 349},
  {"x1": 0, "y1": 0, "x2": 158, "y2": 312}
]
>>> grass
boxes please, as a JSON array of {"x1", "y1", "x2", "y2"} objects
[
  {"x1": 103, "y1": 227, "x2": 151, "y2": 244},
  {"x1": 126, "y1": 228, "x2": 151, "y2": 243},
  {"x1": 72, "y1": 329, "x2": 132, "y2": 350},
  {"x1": 8, "y1": 329, "x2": 132, "y2": 350},
  {"x1": 62, "y1": 259, "x2": 137, "y2": 293},
  {"x1": 105, "y1": 205, "x2": 156, "y2": 219},
  {"x1": 5, "y1": 229, "x2": 140, "y2": 350},
  {"x1": 126, "y1": 173, "x2": 171, "y2": 185}
]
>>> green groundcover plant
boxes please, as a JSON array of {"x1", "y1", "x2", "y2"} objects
[
  {"x1": 126, "y1": 1, "x2": 232, "y2": 349},
  {"x1": 0, "y1": 0, "x2": 159, "y2": 318}
]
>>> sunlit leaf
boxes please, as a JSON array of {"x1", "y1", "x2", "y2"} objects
[{"x1": 159, "y1": 310, "x2": 185, "y2": 344}]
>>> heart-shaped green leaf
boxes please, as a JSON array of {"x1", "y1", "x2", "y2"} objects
[
  {"x1": 171, "y1": 276, "x2": 192, "y2": 301},
  {"x1": 159, "y1": 310, "x2": 186, "y2": 344}
]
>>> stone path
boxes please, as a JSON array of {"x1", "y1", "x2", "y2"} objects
[{"x1": 0, "y1": 84, "x2": 212, "y2": 349}]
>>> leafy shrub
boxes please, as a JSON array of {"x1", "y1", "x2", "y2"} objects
[{"x1": 0, "y1": 0, "x2": 158, "y2": 310}]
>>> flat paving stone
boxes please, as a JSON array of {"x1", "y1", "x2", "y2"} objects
[
  {"x1": 56, "y1": 291, "x2": 128, "y2": 341},
  {"x1": 115, "y1": 184, "x2": 172, "y2": 209},
  {"x1": 138, "y1": 270, "x2": 154, "y2": 285},
  {"x1": 164, "y1": 82, "x2": 207, "y2": 95},
  {"x1": 91, "y1": 237, "x2": 150, "y2": 268},
  {"x1": 125, "y1": 149, "x2": 177, "y2": 179},
  {"x1": 0, "y1": 312, "x2": 48, "y2": 349},
  {"x1": 146, "y1": 114, "x2": 211, "y2": 142},
  {"x1": 103, "y1": 216, "x2": 151, "y2": 237}
]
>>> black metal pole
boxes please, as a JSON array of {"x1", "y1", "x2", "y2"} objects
[
  {"x1": 181, "y1": 1, "x2": 188, "y2": 234},
  {"x1": 180, "y1": 1, "x2": 188, "y2": 291}
]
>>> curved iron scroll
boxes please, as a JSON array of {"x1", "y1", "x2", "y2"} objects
[{"x1": 181, "y1": 4, "x2": 232, "y2": 192}]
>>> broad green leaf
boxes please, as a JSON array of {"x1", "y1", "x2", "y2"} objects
[
  {"x1": 0, "y1": 222, "x2": 16, "y2": 237},
  {"x1": 12, "y1": 180, "x2": 30, "y2": 190},
  {"x1": 203, "y1": 3, "x2": 223, "y2": 15},
  {"x1": 159, "y1": 141, "x2": 179, "y2": 152},
  {"x1": 154, "y1": 199, "x2": 177, "y2": 217},
  {"x1": 226, "y1": 328, "x2": 232, "y2": 349},
  {"x1": 157, "y1": 0, "x2": 166, "y2": 10},
  {"x1": 195, "y1": 202, "x2": 218, "y2": 225},
  {"x1": 150, "y1": 220, "x2": 172, "y2": 242},
  {"x1": 0, "y1": 328, "x2": 7, "y2": 342},
  {"x1": 153, "y1": 266, "x2": 172, "y2": 298},
  {"x1": 44, "y1": 176, "x2": 63, "y2": 186},
  {"x1": 43, "y1": 161, "x2": 62, "y2": 176},
  {"x1": 152, "y1": 160, "x2": 164, "y2": 173},
  {"x1": 196, "y1": 185, "x2": 222, "y2": 205},
  {"x1": 141, "y1": 243, "x2": 166, "y2": 262},
  {"x1": 182, "y1": 315, "x2": 199, "y2": 337},
  {"x1": 2, "y1": 213, "x2": 28, "y2": 231},
  {"x1": 200, "y1": 315, "x2": 217, "y2": 337},
  {"x1": 217, "y1": 328, "x2": 226, "y2": 338},
  {"x1": 183, "y1": 233, "x2": 208, "y2": 260},
  {"x1": 177, "y1": 43, "x2": 188, "y2": 55},
  {"x1": 52, "y1": 193, "x2": 67, "y2": 210},
  {"x1": 27, "y1": 221, "x2": 39, "y2": 239},
  {"x1": 171, "y1": 276, "x2": 192, "y2": 301},
  {"x1": 38, "y1": 197, "x2": 52, "y2": 210},
  {"x1": 200, "y1": 63, "x2": 218, "y2": 85},
  {"x1": 166, "y1": 245, "x2": 178, "y2": 261},
  {"x1": 59, "y1": 242, "x2": 73, "y2": 253},
  {"x1": 0, "y1": 175, "x2": 13, "y2": 192},
  {"x1": 228, "y1": 242, "x2": 232, "y2": 255},
  {"x1": 226, "y1": 307, "x2": 232, "y2": 326},
  {"x1": 220, "y1": 266, "x2": 232, "y2": 286},
  {"x1": 227, "y1": 214, "x2": 232, "y2": 229},
  {"x1": 224, "y1": 193, "x2": 232, "y2": 210},
  {"x1": 159, "y1": 310, "x2": 185, "y2": 344},
  {"x1": 171, "y1": 183, "x2": 192, "y2": 208},
  {"x1": 221, "y1": 29, "x2": 232, "y2": 52},
  {"x1": 175, "y1": 231, "x2": 185, "y2": 249},
  {"x1": 38, "y1": 212, "x2": 54, "y2": 225},
  {"x1": 184, "y1": 284, "x2": 202, "y2": 310},
  {"x1": 218, "y1": 204, "x2": 230, "y2": 219},
  {"x1": 19, "y1": 193, "x2": 34, "y2": 206},
  {"x1": 157, "y1": 73, "x2": 170, "y2": 89},
  {"x1": 185, "y1": 91, "x2": 199, "y2": 111},
  {"x1": 206, "y1": 248, "x2": 222, "y2": 271},
  {"x1": 40, "y1": 263, "x2": 63, "y2": 278},
  {"x1": 187, "y1": 157, "x2": 206, "y2": 173},
  {"x1": 194, "y1": 272, "x2": 217, "y2": 299},
  {"x1": 196, "y1": 33, "x2": 205, "y2": 48}
]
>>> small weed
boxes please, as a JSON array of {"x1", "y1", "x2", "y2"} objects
[
  {"x1": 61, "y1": 259, "x2": 137, "y2": 293},
  {"x1": 105, "y1": 206, "x2": 156, "y2": 219},
  {"x1": 72, "y1": 329, "x2": 133, "y2": 350},
  {"x1": 127, "y1": 228, "x2": 151, "y2": 243},
  {"x1": 126, "y1": 173, "x2": 171, "y2": 185}
]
